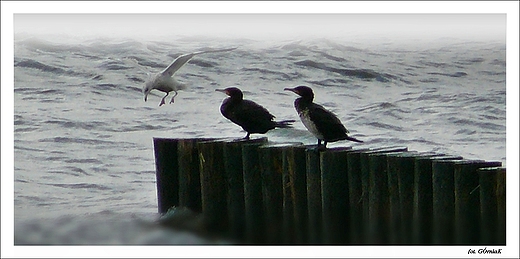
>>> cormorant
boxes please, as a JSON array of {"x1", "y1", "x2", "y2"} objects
[
  {"x1": 216, "y1": 87, "x2": 294, "y2": 139},
  {"x1": 143, "y1": 48, "x2": 236, "y2": 106},
  {"x1": 284, "y1": 85, "x2": 363, "y2": 148}
]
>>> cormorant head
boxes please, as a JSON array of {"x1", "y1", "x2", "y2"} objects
[
  {"x1": 216, "y1": 87, "x2": 243, "y2": 100},
  {"x1": 284, "y1": 85, "x2": 314, "y2": 100}
]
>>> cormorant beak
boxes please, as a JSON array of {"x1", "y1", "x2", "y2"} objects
[
  {"x1": 284, "y1": 87, "x2": 298, "y2": 95},
  {"x1": 215, "y1": 89, "x2": 229, "y2": 95}
]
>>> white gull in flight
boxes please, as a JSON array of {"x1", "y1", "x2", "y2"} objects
[{"x1": 143, "y1": 47, "x2": 236, "y2": 106}]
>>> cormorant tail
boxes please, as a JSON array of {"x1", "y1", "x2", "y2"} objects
[
  {"x1": 346, "y1": 136, "x2": 364, "y2": 143},
  {"x1": 275, "y1": 120, "x2": 296, "y2": 128}
]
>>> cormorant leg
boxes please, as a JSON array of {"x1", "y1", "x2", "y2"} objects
[
  {"x1": 316, "y1": 139, "x2": 326, "y2": 151},
  {"x1": 159, "y1": 92, "x2": 169, "y2": 106},
  {"x1": 323, "y1": 141, "x2": 328, "y2": 148},
  {"x1": 243, "y1": 133, "x2": 251, "y2": 140},
  {"x1": 169, "y1": 91, "x2": 178, "y2": 104}
]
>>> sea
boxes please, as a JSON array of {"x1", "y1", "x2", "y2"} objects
[{"x1": 11, "y1": 32, "x2": 506, "y2": 249}]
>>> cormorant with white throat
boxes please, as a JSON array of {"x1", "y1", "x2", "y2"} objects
[{"x1": 284, "y1": 85, "x2": 363, "y2": 148}]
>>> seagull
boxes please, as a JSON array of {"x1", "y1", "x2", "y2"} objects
[
  {"x1": 143, "y1": 47, "x2": 236, "y2": 106},
  {"x1": 216, "y1": 87, "x2": 295, "y2": 140},
  {"x1": 284, "y1": 85, "x2": 363, "y2": 148}
]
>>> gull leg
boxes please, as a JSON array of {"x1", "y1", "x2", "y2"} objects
[
  {"x1": 169, "y1": 91, "x2": 178, "y2": 104},
  {"x1": 159, "y1": 92, "x2": 169, "y2": 106}
]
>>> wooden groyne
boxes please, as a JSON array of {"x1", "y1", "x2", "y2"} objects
[{"x1": 153, "y1": 137, "x2": 505, "y2": 245}]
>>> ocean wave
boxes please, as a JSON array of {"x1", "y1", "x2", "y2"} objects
[
  {"x1": 455, "y1": 57, "x2": 485, "y2": 65},
  {"x1": 311, "y1": 50, "x2": 348, "y2": 62},
  {"x1": 46, "y1": 183, "x2": 112, "y2": 191},
  {"x1": 15, "y1": 58, "x2": 95, "y2": 78},
  {"x1": 294, "y1": 59, "x2": 395, "y2": 82},
  {"x1": 366, "y1": 121, "x2": 405, "y2": 132},
  {"x1": 184, "y1": 59, "x2": 216, "y2": 68},
  {"x1": 418, "y1": 60, "x2": 450, "y2": 68},
  {"x1": 92, "y1": 75, "x2": 104, "y2": 80},
  {"x1": 98, "y1": 60, "x2": 134, "y2": 71},
  {"x1": 242, "y1": 67, "x2": 298, "y2": 81},
  {"x1": 427, "y1": 71, "x2": 467, "y2": 78},
  {"x1": 306, "y1": 78, "x2": 352, "y2": 87},
  {"x1": 92, "y1": 83, "x2": 119, "y2": 91},
  {"x1": 14, "y1": 87, "x2": 66, "y2": 98},
  {"x1": 126, "y1": 76, "x2": 145, "y2": 83},
  {"x1": 14, "y1": 126, "x2": 39, "y2": 133},
  {"x1": 449, "y1": 118, "x2": 504, "y2": 131},
  {"x1": 39, "y1": 137, "x2": 115, "y2": 145},
  {"x1": 48, "y1": 166, "x2": 92, "y2": 176},
  {"x1": 13, "y1": 35, "x2": 506, "y2": 239},
  {"x1": 355, "y1": 102, "x2": 397, "y2": 112},
  {"x1": 44, "y1": 119, "x2": 108, "y2": 131},
  {"x1": 107, "y1": 124, "x2": 169, "y2": 132},
  {"x1": 16, "y1": 37, "x2": 84, "y2": 54},
  {"x1": 64, "y1": 158, "x2": 102, "y2": 164},
  {"x1": 85, "y1": 39, "x2": 146, "y2": 55},
  {"x1": 15, "y1": 59, "x2": 68, "y2": 74}
]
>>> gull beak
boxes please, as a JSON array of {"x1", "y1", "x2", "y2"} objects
[{"x1": 144, "y1": 93, "x2": 148, "y2": 102}]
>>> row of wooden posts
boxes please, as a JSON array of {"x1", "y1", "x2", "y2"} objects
[{"x1": 153, "y1": 137, "x2": 505, "y2": 245}]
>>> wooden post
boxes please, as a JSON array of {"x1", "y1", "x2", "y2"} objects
[
  {"x1": 242, "y1": 141, "x2": 268, "y2": 244},
  {"x1": 178, "y1": 138, "x2": 214, "y2": 213},
  {"x1": 359, "y1": 151, "x2": 371, "y2": 244},
  {"x1": 368, "y1": 152, "x2": 390, "y2": 244},
  {"x1": 259, "y1": 143, "x2": 300, "y2": 244},
  {"x1": 153, "y1": 138, "x2": 506, "y2": 245},
  {"x1": 321, "y1": 147, "x2": 351, "y2": 244},
  {"x1": 223, "y1": 137, "x2": 268, "y2": 241},
  {"x1": 305, "y1": 148, "x2": 322, "y2": 244},
  {"x1": 413, "y1": 155, "x2": 462, "y2": 244},
  {"x1": 345, "y1": 148, "x2": 369, "y2": 244},
  {"x1": 153, "y1": 138, "x2": 179, "y2": 214},
  {"x1": 479, "y1": 167, "x2": 506, "y2": 245},
  {"x1": 365, "y1": 147, "x2": 407, "y2": 244},
  {"x1": 387, "y1": 152, "x2": 446, "y2": 244},
  {"x1": 282, "y1": 145, "x2": 307, "y2": 244},
  {"x1": 386, "y1": 151, "x2": 417, "y2": 244},
  {"x1": 198, "y1": 139, "x2": 228, "y2": 233},
  {"x1": 360, "y1": 147, "x2": 407, "y2": 244},
  {"x1": 432, "y1": 159, "x2": 459, "y2": 244},
  {"x1": 454, "y1": 160, "x2": 502, "y2": 244},
  {"x1": 496, "y1": 168, "x2": 506, "y2": 245}
]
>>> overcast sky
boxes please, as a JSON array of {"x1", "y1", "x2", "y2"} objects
[{"x1": 14, "y1": 13, "x2": 506, "y2": 42}]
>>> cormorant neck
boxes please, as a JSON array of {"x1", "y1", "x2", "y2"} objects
[
  {"x1": 228, "y1": 92, "x2": 243, "y2": 102},
  {"x1": 298, "y1": 94, "x2": 313, "y2": 103},
  {"x1": 295, "y1": 96, "x2": 312, "y2": 111}
]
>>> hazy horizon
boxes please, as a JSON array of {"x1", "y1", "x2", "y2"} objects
[{"x1": 14, "y1": 13, "x2": 506, "y2": 43}]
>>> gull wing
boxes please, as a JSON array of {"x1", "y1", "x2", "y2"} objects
[{"x1": 161, "y1": 47, "x2": 237, "y2": 77}]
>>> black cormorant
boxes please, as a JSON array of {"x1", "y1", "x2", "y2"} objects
[
  {"x1": 216, "y1": 87, "x2": 294, "y2": 139},
  {"x1": 284, "y1": 85, "x2": 363, "y2": 148}
]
